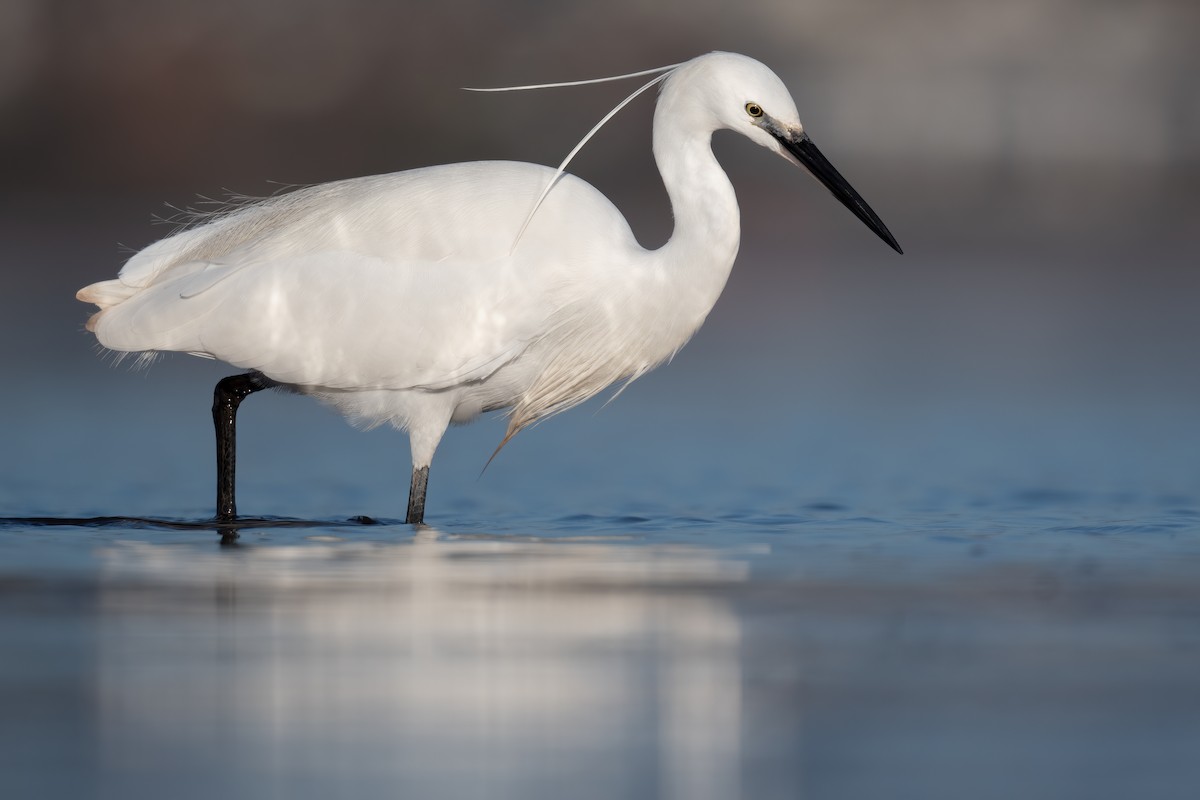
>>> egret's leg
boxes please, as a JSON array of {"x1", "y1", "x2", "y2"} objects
[
  {"x1": 213, "y1": 372, "x2": 272, "y2": 521},
  {"x1": 404, "y1": 400, "x2": 452, "y2": 526},
  {"x1": 406, "y1": 466, "x2": 430, "y2": 525}
]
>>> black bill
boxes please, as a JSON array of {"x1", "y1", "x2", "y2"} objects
[{"x1": 779, "y1": 131, "x2": 902, "y2": 254}]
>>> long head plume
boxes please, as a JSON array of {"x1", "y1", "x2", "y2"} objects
[{"x1": 465, "y1": 61, "x2": 682, "y2": 253}]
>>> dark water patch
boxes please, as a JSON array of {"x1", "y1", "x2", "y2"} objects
[
  {"x1": 1050, "y1": 522, "x2": 1193, "y2": 536},
  {"x1": 714, "y1": 508, "x2": 816, "y2": 524},
  {"x1": 804, "y1": 501, "x2": 848, "y2": 512},
  {"x1": 551, "y1": 512, "x2": 660, "y2": 529},
  {"x1": 0, "y1": 514, "x2": 397, "y2": 546},
  {"x1": 556, "y1": 513, "x2": 613, "y2": 525},
  {"x1": 444, "y1": 532, "x2": 637, "y2": 544},
  {"x1": 0, "y1": 515, "x2": 390, "y2": 531},
  {"x1": 837, "y1": 516, "x2": 893, "y2": 526},
  {"x1": 654, "y1": 515, "x2": 718, "y2": 528},
  {"x1": 729, "y1": 513, "x2": 814, "y2": 528}
]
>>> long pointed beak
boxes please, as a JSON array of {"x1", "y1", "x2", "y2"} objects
[{"x1": 778, "y1": 131, "x2": 902, "y2": 254}]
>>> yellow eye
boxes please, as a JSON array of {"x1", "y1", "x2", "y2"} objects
[{"x1": 745, "y1": 102, "x2": 764, "y2": 118}]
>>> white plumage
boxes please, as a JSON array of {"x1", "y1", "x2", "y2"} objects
[{"x1": 77, "y1": 52, "x2": 900, "y2": 524}]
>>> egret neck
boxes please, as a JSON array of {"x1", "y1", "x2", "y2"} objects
[{"x1": 652, "y1": 77, "x2": 742, "y2": 331}]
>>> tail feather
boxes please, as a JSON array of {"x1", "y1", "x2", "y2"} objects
[
  {"x1": 76, "y1": 279, "x2": 136, "y2": 308},
  {"x1": 76, "y1": 279, "x2": 139, "y2": 333}
]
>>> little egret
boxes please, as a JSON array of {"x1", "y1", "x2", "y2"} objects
[{"x1": 77, "y1": 51, "x2": 901, "y2": 525}]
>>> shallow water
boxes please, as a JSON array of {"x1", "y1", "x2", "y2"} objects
[
  {"x1": 3, "y1": 486, "x2": 1199, "y2": 800},
  {"x1": 4, "y1": 355, "x2": 1200, "y2": 799},
  {"x1": 4, "y1": 225, "x2": 1200, "y2": 796}
]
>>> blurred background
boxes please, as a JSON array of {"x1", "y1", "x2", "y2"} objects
[
  {"x1": 1, "y1": 0, "x2": 1197, "y2": 518},
  {"x1": 2, "y1": 4, "x2": 1200, "y2": 799}
]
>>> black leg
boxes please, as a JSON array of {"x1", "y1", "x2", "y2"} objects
[
  {"x1": 212, "y1": 372, "x2": 272, "y2": 521},
  {"x1": 406, "y1": 465, "x2": 429, "y2": 525}
]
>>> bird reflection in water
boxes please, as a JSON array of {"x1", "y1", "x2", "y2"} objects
[{"x1": 92, "y1": 531, "x2": 761, "y2": 800}]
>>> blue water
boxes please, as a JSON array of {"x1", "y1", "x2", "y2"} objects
[
  {"x1": 3, "y1": 357, "x2": 1199, "y2": 799},
  {"x1": 2, "y1": 503, "x2": 1199, "y2": 800},
  {"x1": 3, "y1": 222, "x2": 1200, "y2": 797}
]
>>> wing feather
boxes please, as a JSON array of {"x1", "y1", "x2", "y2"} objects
[{"x1": 83, "y1": 160, "x2": 640, "y2": 391}]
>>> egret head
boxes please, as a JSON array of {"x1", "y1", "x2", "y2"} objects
[
  {"x1": 669, "y1": 52, "x2": 902, "y2": 254},
  {"x1": 469, "y1": 51, "x2": 900, "y2": 254},
  {"x1": 676, "y1": 52, "x2": 804, "y2": 149}
]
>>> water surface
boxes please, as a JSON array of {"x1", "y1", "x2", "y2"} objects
[
  {"x1": 3, "y1": 219, "x2": 1198, "y2": 798},
  {"x1": 3, "y1": 483, "x2": 1198, "y2": 800}
]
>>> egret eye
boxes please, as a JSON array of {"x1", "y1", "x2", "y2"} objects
[{"x1": 745, "y1": 102, "x2": 764, "y2": 118}]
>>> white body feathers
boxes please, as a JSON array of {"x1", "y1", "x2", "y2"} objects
[{"x1": 79, "y1": 52, "x2": 806, "y2": 472}]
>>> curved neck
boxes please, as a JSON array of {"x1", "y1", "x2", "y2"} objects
[{"x1": 652, "y1": 96, "x2": 740, "y2": 295}]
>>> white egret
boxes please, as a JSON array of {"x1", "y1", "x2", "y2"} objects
[{"x1": 77, "y1": 51, "x2": 901, "y2": 525}]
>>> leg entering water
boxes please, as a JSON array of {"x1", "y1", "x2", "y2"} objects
[
  {"x1": 406, "y1": 466, "x2": 430, "y2": 525},
  {"x1": 212, "y1": 372, "x2": 273, "y2": 521}
]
